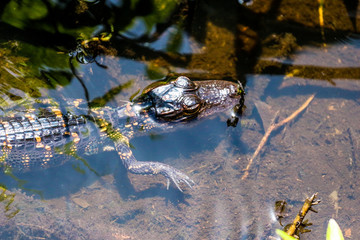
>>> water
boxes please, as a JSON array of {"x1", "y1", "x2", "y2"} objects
[{"x1": 1, "y1": 0, "x2": 360, "y2": 239}]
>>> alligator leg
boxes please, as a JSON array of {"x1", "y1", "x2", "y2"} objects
[{"x1": 115, "y1": 141, "x2": 194, "y2": 192}]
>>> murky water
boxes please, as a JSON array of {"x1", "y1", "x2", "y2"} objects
[{"x1": 1, "y1": 0, "x2": 360, "y2": 239}]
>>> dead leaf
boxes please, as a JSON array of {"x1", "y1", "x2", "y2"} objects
[
  {"x1": 72, "y1": 198, "x2": 90, "y2": 208},
  {"x1": 344, "y1": 228, "x2": 351, "y2": 238}
]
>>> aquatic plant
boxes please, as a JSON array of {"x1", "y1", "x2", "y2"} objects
[{"x1": 277, "y1": 218, "x2": 344, "y2": 240}]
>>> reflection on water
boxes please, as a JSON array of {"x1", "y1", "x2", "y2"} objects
[{"x1": 0, "y1": 0, "x2": 360, "y2": 239}]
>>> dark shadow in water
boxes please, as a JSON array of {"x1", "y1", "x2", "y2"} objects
[
  {"x1": 0, "y1": 150, "x2": 120, "y2": 200},
  {"x1": 0, "y1": 161, "x2": 96, "y2": 199},
  {"x1": 110, "y1": 209, "x2": 146, "y2": 225},
  {"x1": 343, "y1": 0, "x2": 359, "y2": 30},
  {"x1": 0, "y1": 145, "x2": 192, "y2": 205},
  {"x1": 1, "y1": 0, "x2": 357, "y2": 93},
  {"x1": 262, "y1": 77, "x2": 360, "y2": 102},
  {"x1": 259, "y1": 61, "x2": 360, "y2": 82}
]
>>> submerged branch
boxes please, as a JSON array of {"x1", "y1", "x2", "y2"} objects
[
  {"x1": 241, "y1": 94, "x2": 315, "y2": 180},
  {"x1": 286, "y1": 193, "x2": 320, "y2": 237}
]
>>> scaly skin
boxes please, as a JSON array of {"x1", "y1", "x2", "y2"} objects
[{"x1": 0, "y1": 76, "x2": 244, "y2": 191}]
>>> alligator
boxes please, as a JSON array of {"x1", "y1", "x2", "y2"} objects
[{"x1": 0, "y1": 76, "x2": 244, "y2": 191}]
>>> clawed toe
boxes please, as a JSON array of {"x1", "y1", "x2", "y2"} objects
[{"x1": 166, "y1": 170, "x2": 195, "y2": 192}]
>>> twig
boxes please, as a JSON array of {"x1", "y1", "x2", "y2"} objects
[
  {"x1": 241, "y1": 94, "x2": 315, "y2": 180},
  {"x1": 286, "y1": 193, "x2": 320, "y2": 237}
]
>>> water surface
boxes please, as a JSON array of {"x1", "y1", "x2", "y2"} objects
[{"x1": 0, "y1": 0, "x2": 360, "y2": 239}]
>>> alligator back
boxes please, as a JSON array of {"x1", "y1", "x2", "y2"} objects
[{"x1": 0, "y1": 108, "x2": 99, "y2": 171}]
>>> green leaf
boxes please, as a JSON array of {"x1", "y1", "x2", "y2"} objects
[
  {"x1": 145, "y1": 64, "x2": 167, "y2": 80},
  {"x1": 2, "y1": 0, "x2": 48, "y2": 29},
  {"x1": 326, "y1": 219, "x2": 344, "y2": 240},
  {"x1": 166, "y1": 26, "x2": 183, "y2": 53},
  {"x1": 142, "y1": 0, "x2": 181, "y2": 33},
  {"x1": 276, "y1": 229, "x2": 297, "y2": 240}
]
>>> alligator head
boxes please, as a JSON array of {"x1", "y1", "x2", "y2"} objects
[{"x1": 135, "y1": 76, "x2": 244, "y2": 122}]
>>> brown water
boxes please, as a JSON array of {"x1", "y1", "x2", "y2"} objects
[{"x1": 0, "y1": 0, "x2": 360, "y2": 239}]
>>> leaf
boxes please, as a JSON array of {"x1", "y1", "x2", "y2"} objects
[
  {"x1": 1, "y1": 0, "x2": 48, "y2": 29},
  {"x1": 276, "y1": 229, "x2": 297, "y2": 240},
  {"x1": 166, "y1": 26, "x2": 183, "y2": 53},
  {"x1": 326, "y1": 219, "x2": 344, "y2": 240}
]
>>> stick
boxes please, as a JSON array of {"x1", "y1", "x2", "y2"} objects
[
  {"x1": 286, "y1": 193, "x2": 320, "y2": 237},
  {"x1": 241, "y1": 94, "x2": 315, "y2": 180}
]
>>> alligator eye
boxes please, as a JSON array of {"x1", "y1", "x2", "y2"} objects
[
  {"x1": 182, "y1": 95, "x2": 202, "y2": 113},
  {"x1": 174, "y1": 76, "x2": 196, "y2": 90}
]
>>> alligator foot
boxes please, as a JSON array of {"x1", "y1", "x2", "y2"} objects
[
  {"x1": 163, "y1": 167, "x2": 195, "y2": 192},
  {"x1": 125, "y1": 160, "x2": 195, "y2": 191},
  {"x1": 116, "y1": 142, "x2": 195, "y2": 191}
]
